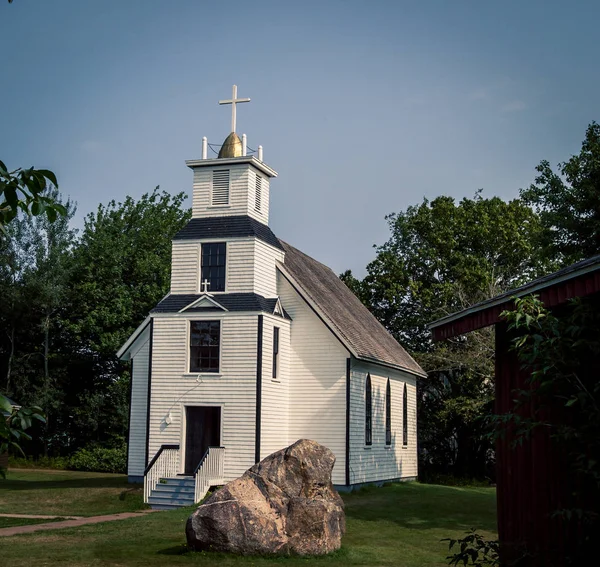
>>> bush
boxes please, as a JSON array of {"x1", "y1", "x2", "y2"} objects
[
  {"x1": 8, "y1": 455, "x2": 70, "y2": 470},
  {"x1": 68, "y1": 445, "x2": 127, "y2": 474}
]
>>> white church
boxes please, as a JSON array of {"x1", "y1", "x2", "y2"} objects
[{"x1": 118, "y1": 86, "x2": 426, "y2": 509}]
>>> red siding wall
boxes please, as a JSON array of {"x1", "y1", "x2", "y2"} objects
[{"x1": 495, "y1": 323, "x2": 578, "y2": 566}]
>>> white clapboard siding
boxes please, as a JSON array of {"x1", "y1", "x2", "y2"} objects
[
  {"x1": 247, "y1": 169, "x2": 270, "y2": 225},
  {"x1": 254, "y1": 240, "x2": 283, "y2": 297},
  {"x1": 349, "y1": 360, "x2": 418, "y2": 484},
  {"x1": 128, "y1": 329, "x2": 150, "y2": 480},
  {"x1": 170, "y1": 241, "x2": 200, "y2": 293},
  {"x1": 260, "y1": 315, "x2": 291, "y2": 459},
  {"x1": 277, "y1": 272, "x2": 349, "y2": 485},
  {"x1": 225, "y1": 239, "x2": 257, "y2": 293},
  {"x1": 147, "y1": 315, "x2": 260, "y2": 480}
]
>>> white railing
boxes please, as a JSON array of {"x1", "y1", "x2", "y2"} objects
[
  {"x1": 144, "y1": 444, "x2": 180, "y2": 503},
  {"x1": 194, "y1": 446, "x2": 225, "y2": 503}
]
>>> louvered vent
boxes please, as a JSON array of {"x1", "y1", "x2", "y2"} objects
[
  {"x1": 255, "y1": 174, "x2": 262, "y2": 211},
  {"x1": 212, "y1": 170, "x2": 230, "y2": 206}
]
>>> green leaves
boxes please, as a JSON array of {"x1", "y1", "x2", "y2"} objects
[
  {"x1": 521, "y1": 122, "x2": 600, "y2": 264},
  {"x1": 0, "y1": 161, "x2": 63, "y2": 232},
  {"x1": 0, "y1": 394, "x2": 46, "y2": 475}
]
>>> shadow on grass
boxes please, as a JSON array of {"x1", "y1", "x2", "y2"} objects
[
  {"x1": 0, "y1": 476, "x2": 139, "y2": 491},
  {"x1": 343, "y1": 482, "x2": 497, "y2": 533},
  {"x1": 157, "y1": 545, "x2": 190, "y2": 556}
]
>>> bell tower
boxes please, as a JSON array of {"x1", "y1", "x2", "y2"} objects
[{"x1": 185, "y1": 85, "x2": 277, "y2": 226}]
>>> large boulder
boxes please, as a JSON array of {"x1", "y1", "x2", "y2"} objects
[{"x1": 186, "y1": 439, "x2": 345, "y2": 555}]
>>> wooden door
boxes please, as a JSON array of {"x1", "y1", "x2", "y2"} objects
[{"x1": 184, "y1": 406, "x2": 221, "y2": 475}]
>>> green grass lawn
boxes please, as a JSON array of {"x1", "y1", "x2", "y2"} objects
[
  {"x1": 0, "y1": 516, "x2": 66, "y2": 528},
  {"x1": 0, "y1": 468, "x2": 145, "y2": 516},
  {"x1": 0, "y1": 470, "x2": 496, "y2": 567}
]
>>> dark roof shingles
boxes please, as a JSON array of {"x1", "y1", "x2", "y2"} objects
[
  {"x1": 152, "y1": 292, "x2": 289, "y2": 318},
  {"x1": 173, "y1": 215, "x2": 283, "y2": 250},
  {"x1": 279, "y1": 241, "x2": 425, "y2": 377}
]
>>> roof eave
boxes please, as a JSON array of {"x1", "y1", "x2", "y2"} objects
[
  {"x1": 116, "y1": 317, "x2": 151, "y2": 360},
  {"x1": 429, "y1": 256, "x2": 600, "y2": 334},
  {"x1": 357, "y1": 355, "x2": 428, "y2": 379}
]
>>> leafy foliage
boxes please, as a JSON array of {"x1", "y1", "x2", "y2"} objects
[
  {"x1": 0, "y1": 394, "x2": 46, "y2": 477},
  {"x1": 0, "y1": 161, "x2": 65, "y2": 233},
  {"x1": 343, "y1": 193, "x2": 546, "y2": 480},
  {"x1": 494, "y1": 295, "x2": 600, "y2": 563},
  {"x1": 521, "y1": 122, "x2": 600, "y2": 264},
  {"x1": 0, "y1": 187, "x2": 190, "y2": 459},
  {"x1": 443, "y1": 530, "x2": 499, "y2": 566},
  {"x1": 68, "y1": 443, "x2": 127, "y2": 474}
]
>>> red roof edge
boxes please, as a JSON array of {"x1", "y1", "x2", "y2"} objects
[{"x1": 431, "y1": 269, "x2": 600, "y2": 341}]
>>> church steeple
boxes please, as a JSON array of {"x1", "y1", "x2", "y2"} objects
[{"x1": 186, "y1": 84, "x2": 277, "y2": 225}]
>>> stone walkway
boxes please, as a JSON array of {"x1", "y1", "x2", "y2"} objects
[
  {"x1": 0, "y1": 513, "x2": 84, "y2": 520},
  {"x1": 0, "y1": 510, "x2": 157, "y2": 537}
]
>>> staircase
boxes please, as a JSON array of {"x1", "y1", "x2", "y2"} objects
[
  {"x1": 144, "y1": 445, "x2": 226, "y2": 509},
  {"x1": 147, "y1": 476, "x2": 195, "y2": 510}
]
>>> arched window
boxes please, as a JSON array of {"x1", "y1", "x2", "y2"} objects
[
  {"x1": 385, "y1": 378, "x2": 391, "y2": 445},
  {"x1": 385, "y1": 378, "x2": 392, "y2": 445},
  {"x1": 403, "y1": 383, "x2": 408, "y2": 446},
  {"x1": 365, "y1": 374, "x2": 372, "y2": 446}
]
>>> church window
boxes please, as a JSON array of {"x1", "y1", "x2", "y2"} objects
[
  {"x1": 211, "y1": 169, "x2": 230, "y2": 206},
  {"x1": 201, "y1": 242, "x2": 226, "y2": 292},
  {"x1": 403, "y1": 383, "x2": 408, "y2": 446},
  {"x1": 255, "y1": 174, "x2": 262, "y2": 211},
  {"x1": 385, "y1": 378, "x2": 391, "y2": 445},
  {"x1": 190, "y1": 321, "x2": 220, "y2": 373},
  {"x1": 272, "y1": 327, "x2": 279, "y2": 379},
  {"x1": 365, "y1": 374, "x2": 372, "y2": 446}
]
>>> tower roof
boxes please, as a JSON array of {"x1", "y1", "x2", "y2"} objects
[{"x1": 218, "y1": 132, "x2": 243, "y2": 158}]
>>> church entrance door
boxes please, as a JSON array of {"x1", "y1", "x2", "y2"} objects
[{"x1": 184, "y1": 406, "x2": 221, "y2": 475}]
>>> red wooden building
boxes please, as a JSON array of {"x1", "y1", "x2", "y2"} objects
[{"x1": 429, "y1": 255, "x2": 600, "y2": 566}]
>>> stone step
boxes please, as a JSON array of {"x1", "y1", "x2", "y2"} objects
[
  {"x1": 148, "y1": 494, "x2": 195, "y2": 508},
  {"x1": 153, "y1": 484, "x2": 195, "y2": 495},
  {"x1": 158, "y1": 477, "x2": 195, "y2": 487}
]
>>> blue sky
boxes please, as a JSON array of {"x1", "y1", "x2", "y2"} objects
[{"x1": 2, "y1": 0, "x2": 599, "y2": 276}]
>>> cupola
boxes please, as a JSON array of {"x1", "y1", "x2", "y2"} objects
[{"x1": 186, "y1": 85, "x2": 277, "y2": 225}]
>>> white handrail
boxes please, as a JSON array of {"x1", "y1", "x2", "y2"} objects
[
  {"x1": 194, "y1": 446, "x2": 225, "y2": 503},
  {"x1": 144, "y1": 446, "x2": 180, "y2": 503}
]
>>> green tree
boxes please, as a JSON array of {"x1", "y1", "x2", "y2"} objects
[
  {"x1": 521, "y1": 122, "x2": 600, "y2": 264},
  {"x1": 344, "y1": 193, "x2": 546, "y2": 479},
  {"x1": 0, "y1": 161, "x2": 65, "y2": 233},
  {"x1": 0, "y1": 190, "x2": 76, "y2": 456},
  {"x1": 61, "y1": 188, "x2": 191, "y2": 449},
  {"x1": 0, "y1": 395, "x2": 45, "y2": 477}
]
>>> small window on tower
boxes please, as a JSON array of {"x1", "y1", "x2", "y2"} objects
[
  {"x1": 255, "y1": 175, "x2": 262, "y2": 212},
  {"x1": 201, "y1": 242, "x2": 226, "y2": 292},
  {"x1": 212, "y1": 170, "x2": 230, "y2": 206}
]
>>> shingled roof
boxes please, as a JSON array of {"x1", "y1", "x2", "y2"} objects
[{"x1": 279, "y1": 241, "x2": 426, "y2": 377}]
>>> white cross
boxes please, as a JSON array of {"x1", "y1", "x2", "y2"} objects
[
  {"x1": 219, "y1": 84, "x2": 250, "y2": 134},
  {"x1": 201, "y1": 279, "x2": 211, "y2": 294}
]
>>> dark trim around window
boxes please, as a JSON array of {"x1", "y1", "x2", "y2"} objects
[
  {"x1": 365, "y1": 373, "x2": 372, "y2": 446},
  {"x1": 201, "y1": 242, "x2": 226, "y2": 293},
  {"x1": 189, "y1": 320, "x2": 221, "y2": 373},
  {"x1": 272, "y1": 326, "x2": 279, "y2": 379},
  {"x1": 403, "y1": 383, "x2": 408, "y2": 446},
  {"x1": 385, "y1": 378, "x2": 391, "y2": 446}
]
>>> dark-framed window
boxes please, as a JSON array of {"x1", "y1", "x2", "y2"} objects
[
  {"x1": 190, "y1": 321, "x2": 220, "y2": 373},
  {"x1": 403, "y1": 383, "x2": 408, "y2": 446},
  {"x1": 201, "y1": 242, "x2": 226, "y2": 293},
  {"x1": 365, "y1": 374, "x2": 372, "y2": 446},
  {"x1": 385, "y1": 378, "x2": 391, "y2": 445},
  {"x1": 272, "y1": 327, "x2": 279, "y2": 379}
]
